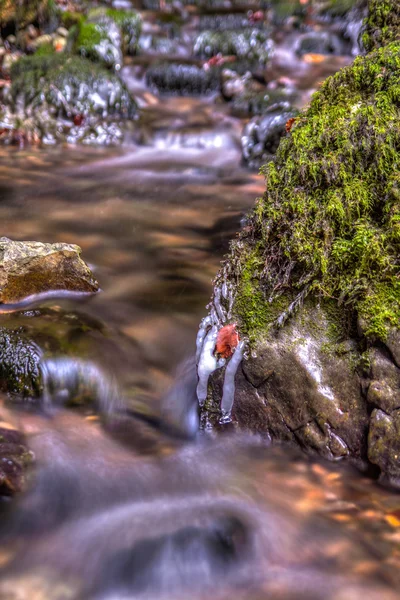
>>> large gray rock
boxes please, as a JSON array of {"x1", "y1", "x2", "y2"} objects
[
  {"x1": 202, "y1": 299, "x2": 400, "y2": 485},
  {"x1": 205, "y1": 304, "x2": 368, "y2": 464},
  {"x1": 0, "y1": 237, "x2": 99, "y2": 304}
]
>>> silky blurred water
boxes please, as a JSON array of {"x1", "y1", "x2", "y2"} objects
[{"x1": 0, "y1": 28, "x2": 399, "y2": 600}]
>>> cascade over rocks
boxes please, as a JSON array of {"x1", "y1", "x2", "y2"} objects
[{"x1": 199, "y1": 0, "x2": 400, "y2": 486}]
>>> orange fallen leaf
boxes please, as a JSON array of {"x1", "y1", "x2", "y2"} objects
[
  {"x1": 303, "y1": 53, "x2": 327, "y2": 64},
  {"x1": 286, "y1": 117, "x2": 296, "y2": 133},
  {"x1": 215, "y1": 324, "x2": 239, "y2": 359},
  {"x1": 385, "y1": 514, "x2": 400, "y2": 528}
]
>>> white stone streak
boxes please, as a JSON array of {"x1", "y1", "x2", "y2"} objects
[{"x1": 296, "y1": 338, "x2": 342, "y2": 410}]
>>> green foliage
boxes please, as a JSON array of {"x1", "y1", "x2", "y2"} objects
[
  {"x1": 61, "y1": 10, "x2": 85, "y2": 29},
  {"x1": 34, "y1": 41, "x2": 56, "y2": 57},
  {"x1": 363, "y1": 0, "x2": 400, "y2": 52},
  {"x1": 228, "y1": 41, "x2": 400, "y2": 342},
  {"x1": 75, "y1": 21, "x2": 103, "y2": 55}
]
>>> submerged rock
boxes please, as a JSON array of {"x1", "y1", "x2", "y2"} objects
[
  {"x1": 0, "y1": 54, "x2": 136, "y2": 145},
  {"x1": 0, "y1": 312, "x2": 120, "y2": 411},
  {"x1": 0, "y1": 425, "x2": 33, "y2": 495},
  {"x1": 0, "y1": 328, "x2": 42, "y2": 398},
  {"x1": 294, "y1": 31, "x2": 344, "y2": 57},
  {"x1": 198, "y1": 1, "x2": 400, "y2": 485},
  {"x1": 0, "y1": 237, "x2": 99, "y2": 303}
]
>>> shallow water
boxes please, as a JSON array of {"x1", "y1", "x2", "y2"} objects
[{"x1": 1, "y1": 8, "x2": 400, "y2": 598}]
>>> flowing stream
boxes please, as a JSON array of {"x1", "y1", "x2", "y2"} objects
[{"x1": 0, "y1": 8, "x2": 400, "y2": 599}]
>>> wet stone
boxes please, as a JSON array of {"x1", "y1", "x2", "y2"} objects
[
  {"x1": 0, "y1": 425, "x2": 33, "y2": 495},
  {"x1": 222, "y1": 69, "x2": 298, "y2": 117},
  {"x1": 0, "y1": 237, "x2": 99, "y2": 304},
  {"x1": 146, "y1": 62, "x2": 221, "y2": 95},
  {"x1": 241, "y1": 109, "x2": 298, "y2": 168},
  {"x1": 194, "y1": 29, "x2": 274, "y2": 65},
  {"x1": 294, "y1": 31, "x2": 345, "y2": 57},
  {"x1": 368, "y1": 409, "x2": 400, "y2": 486}
]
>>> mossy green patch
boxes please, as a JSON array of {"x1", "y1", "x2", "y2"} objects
[
  {"x1": 34, "y1": 41, "x2": 56, "y2": 57},
  {"x1": 75, "y1": 21, "x2": 103, "y2": 54},
  {"x1": 61, "y1": 10, "x2": 85, "y2": 29},
  {"x1": 225, "y1": 41, "x2": 400, "y2": 343},
  {"x1": 363, "y1": 0, "x2": 400, "y2": 52},
  {"x1": 233, "y1": 245, "x2": 292, "y2": 342},
  {"x1": 87, "y1": 7, "x2": 142, "y2": 55}
]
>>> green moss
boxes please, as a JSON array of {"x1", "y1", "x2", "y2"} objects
[
  {"x1": 225, "y1": 39, "x2": 400, "y2": 343},
  {"x1": 363, "y1": 0, "x2": 400, "y2": 52},
  {"x1": 87, "y1": 7, "x2": 142, "y2": 55},
  {"x1": 34, "y1": 41, "x2": 56, "y2": 57},
  {"x1": 75, "y1": 21, "x2": 103, "y2": 54},
  {"x1": 61, "y1": 10, "x2": 85, "y2": 29},
  {"x1": 234, "y1": 245, "x2": 292, "y2": 341}
]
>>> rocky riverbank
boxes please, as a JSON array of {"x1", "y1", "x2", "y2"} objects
[{"x1": 198, "y1": 0, "x2": 400, "y2": 487}]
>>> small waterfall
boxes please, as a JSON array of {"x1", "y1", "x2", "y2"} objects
[{"x1": 40, "y1": 358, "x2": 122, "y2": 414}]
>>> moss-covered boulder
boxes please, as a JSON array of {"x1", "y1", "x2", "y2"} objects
[
  {"x1": 97, "y1": 8, "x2": 142, "y2": 56},
  {"x1": 362, "y1": 0, "x2": 400, "y2": 51},
  {"x1": 0, "y1": 54, "x2": 136, "y2": 145},
  {"x1": 73, "y1": 16, "x2": 123, "y2": 70},
  {"x1": 198, "y1": 1, "x2": 400, "y2": 485},
  {"x1": 193, "y1": 30, "x2": 274, "y2": 66},
  {"x1": 68, "y1": 7, "x2": 141, "y2": 68}
]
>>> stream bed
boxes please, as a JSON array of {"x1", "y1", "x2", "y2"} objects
[{"x1": 0, "y1": 2, "x2": 400, "y2": 598}]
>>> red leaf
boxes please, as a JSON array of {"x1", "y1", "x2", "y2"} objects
[
  {"x1": 73, "y1": 114, "x2": 84, "y2": 126},
  {"x1": 215, "y1": 324, "x2": 239, "y2": 359},
  {"x1": 285, "y1": 117, "x2": 296, "y2": 133}
]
